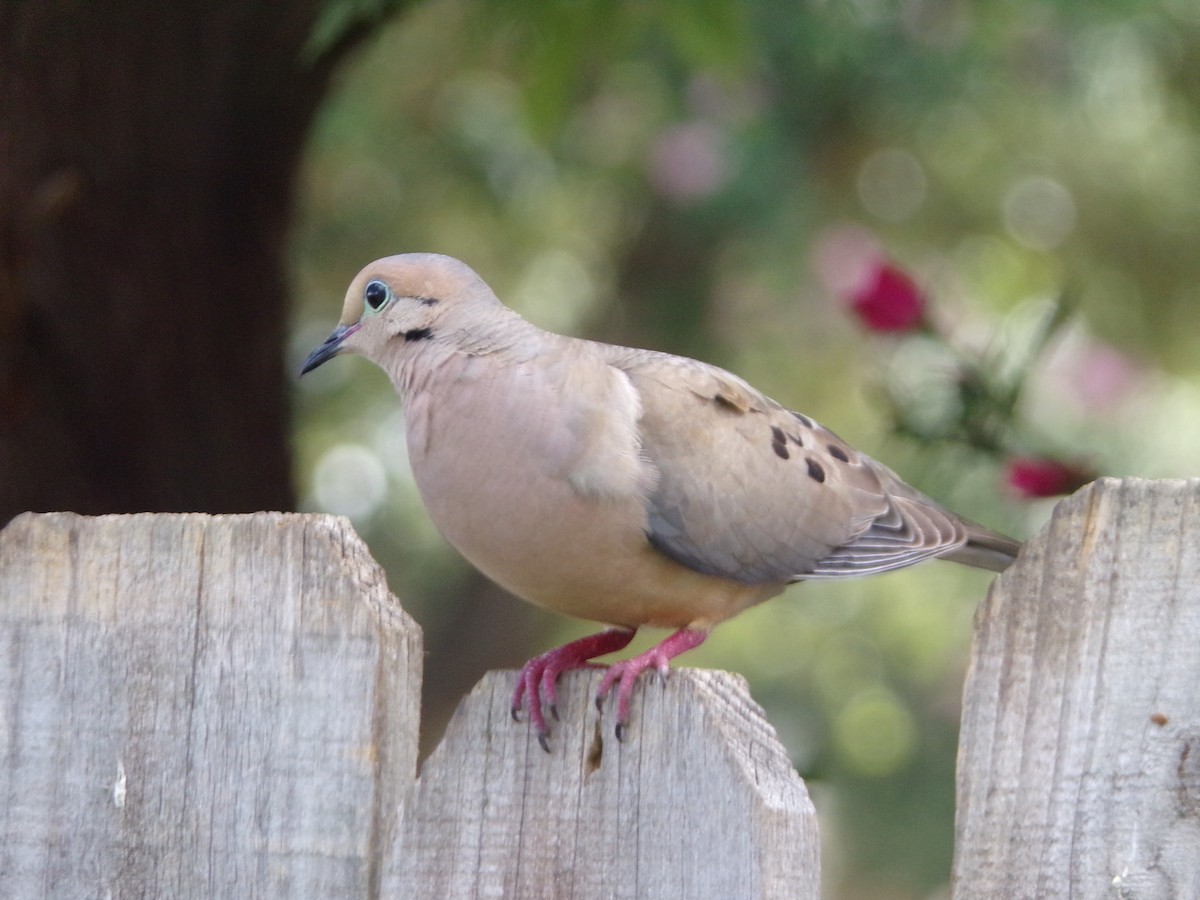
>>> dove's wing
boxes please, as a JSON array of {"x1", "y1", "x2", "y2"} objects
[{"x1": 614, "y1": 349, "x2": 981, "y2": 586}]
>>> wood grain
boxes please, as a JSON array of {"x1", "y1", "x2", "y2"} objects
[
  {"x1": 0, "y1": 512, "x2": 421, "y2": 899},
  {"x1": 388, "y1": 668, "x2": 819, "y2": 899},
  {"x1": 953, "y1": 478, "x2": 1200, "y2": 899}
]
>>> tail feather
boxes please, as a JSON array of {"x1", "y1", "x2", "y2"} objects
[{"x1": 943, "y1": 523, "x2": 1022, "y2": 573}]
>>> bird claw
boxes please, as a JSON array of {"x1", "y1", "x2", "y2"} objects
[
  {"x1": 593, "y1": 628, "x2": 709, "y2": 741},
  {"x1": 513, "y1": 628, "x2": 706, "y2": 748},
  {"x1": 510, "y1": 628, "x2": 637, "y2": 751}
]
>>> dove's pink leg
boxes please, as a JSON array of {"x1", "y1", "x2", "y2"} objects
[
  {"x1": 597, "y1": 628, "x2": 708, "y2": 740},
  {"x1": 512, "y1": 627, "x2": 636, "y2": 751}
]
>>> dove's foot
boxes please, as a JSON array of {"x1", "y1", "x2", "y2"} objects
[
  {"x1": 596, "y1": 628, "x2": 708, "y2": 740},
  {"x1": 512, "y1": 627, "x2": 636, "y2": 751}
]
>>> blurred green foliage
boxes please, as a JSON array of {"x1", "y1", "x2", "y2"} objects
[{"x1": 290, "y1": 1, "x2": 1200, "y2": 896}]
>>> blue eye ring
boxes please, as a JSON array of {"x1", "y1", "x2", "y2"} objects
[{"x1": 364, "y1": 280, "x2": 391, "y2": 312}]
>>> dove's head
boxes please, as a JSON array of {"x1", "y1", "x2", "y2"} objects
[{"x1": 300, "y1": 253, "x2": 510, "y2": 375}]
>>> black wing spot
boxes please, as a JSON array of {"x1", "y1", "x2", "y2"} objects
[
  {"x1": 828, "y1": 444, "x2": 849, "y2": 462},
  {"x1": 792, "y1": 411, "x2": 814, "y2": 428},
  {"x1": 770, "y1": 426, "x2": 790, "y2": 460},
  {"x1": 806, "y1": 458, "x2": 826, "y2": 483},
  {"x1": 712, "y1": 393, "x2": 741, "y2": 411},
  {"x1": 404, "y1": 327, "x2": 433, "y2": 342},
  {"x1": 789, "y1": 432, "x2": 804, "y2": 448}
]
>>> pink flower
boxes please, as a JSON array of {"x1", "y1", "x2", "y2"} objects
[
  {"x1": 847, "y1": 263, "x2": 926, "y2": 333},
  {"x1": 1005, "y1": 457, "x2": 1094, "y2": 499},
  {"x1": 1047, "y1": 337, "x2": 1146, "y2": 412}
]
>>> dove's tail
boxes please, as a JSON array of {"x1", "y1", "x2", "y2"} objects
[{"x1": 943, "y1": 523, "x2": 1023, "y2": 573}]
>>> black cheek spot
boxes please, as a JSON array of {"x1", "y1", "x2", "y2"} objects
[
  {"x1": 404, "y1": 327, "x2": 433, "y2": 342},
  {"x1": 418, "y1": 296, "x2": 440, "y2": 307},
  {"x1": 828, "y1": 444, "x2": 849, "y2": 462},
  {"x1": 806, "y1": 458, "x2": 826, "y2": 483}
]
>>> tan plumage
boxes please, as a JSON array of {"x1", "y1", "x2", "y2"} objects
[{"x1": 302, "y1": 252, "x2": 1021, "y2": 747}]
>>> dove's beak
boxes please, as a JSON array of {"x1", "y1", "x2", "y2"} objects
[{"x1": 300, "y1": 323, "x2": 360, "y2": 375}]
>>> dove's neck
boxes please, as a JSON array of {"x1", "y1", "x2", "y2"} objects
[{"x1": 386, "y1": 306, "x2": 555, "y2": 402}]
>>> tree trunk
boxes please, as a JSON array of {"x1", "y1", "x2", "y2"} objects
[{"x1": 0, "y1": 1, "x2": 376, "y2": 522}]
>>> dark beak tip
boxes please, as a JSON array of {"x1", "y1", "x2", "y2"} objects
[
  {"x1": 299, "y1": 324, "x2": 355, "y2": 376},
  {"x1": 299, "y1": 345, "x2": 333, "y2": 376},
  {"x1": 299, "y1": 347, "x2": 329, "y2": 376}
]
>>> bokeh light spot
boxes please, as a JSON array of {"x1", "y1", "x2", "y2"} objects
[
  {"x1": 312, "y1": 443, "x2": 388, "y2": 520},
  {"x1": 857, "y1": 148, "x2": 927, "y2": 222},
  {"x1": 646, "y1": 121, "x2": 729, "y2": 202},
  {"x1": 1003, "y1": 176, "x2": 1076, "y2": 251},
  {"x1": 834, "y1": 688, "x2": 918, "y2": 777},
  {"x1": 511, "y1": 249, "x2": 597, "y2": 333}
]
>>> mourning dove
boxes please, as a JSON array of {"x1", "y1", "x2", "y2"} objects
[{"x1": 302, "y1": 253, "x2": 1021, "y2": 748}]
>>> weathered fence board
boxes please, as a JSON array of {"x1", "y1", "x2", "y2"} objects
[
  {"x1": 7, "y1": 479, "x2": 1198, "y2": 898},
  {"x1": 389, "y1": 668, "x2": 819, "y2": 899},
  {"x1": 0, "y1": 512, "x2": 421, "y2": 899},
  {"x1": 953, "y1": 478, "x2": 1200, "y2": 898},
  {"x1": 0, "y1": 511, "x2": 818, "y2": 899}
]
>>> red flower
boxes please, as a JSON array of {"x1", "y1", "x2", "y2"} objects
[
  {"x1": 848, "y1": 263, "x2": 926, "y2": 333},
  {"x1": 1005, "y1": 457, "x2": 1094, "y2": 499}
]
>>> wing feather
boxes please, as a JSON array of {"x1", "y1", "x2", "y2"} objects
[{"x1": 608, "y1": 348, "x2": 974, "y2": 585}]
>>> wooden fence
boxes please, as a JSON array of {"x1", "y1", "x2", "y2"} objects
[{"x1": 1, "y1": 477, "x2": 1197, "y2": 898}]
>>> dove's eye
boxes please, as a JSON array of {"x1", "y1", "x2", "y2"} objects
[{"x1": 364, "y1": 280, "x2": 392, "y2": 313}]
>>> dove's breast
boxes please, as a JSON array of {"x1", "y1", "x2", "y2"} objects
[{"x1": 400, "y1": 347, "x2": 780, "y2": 629}]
